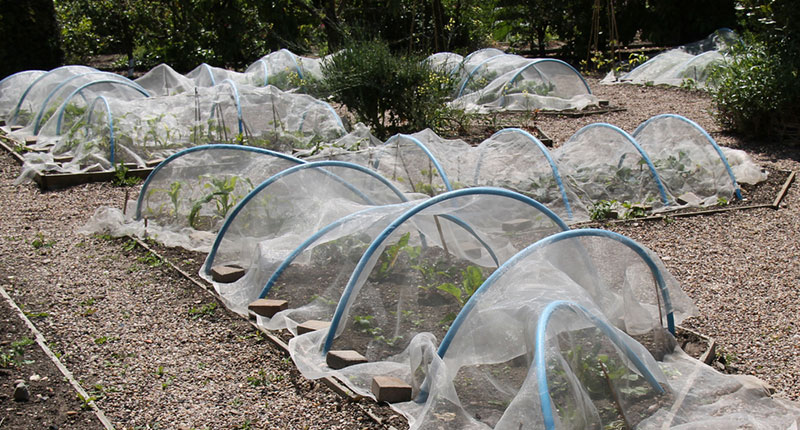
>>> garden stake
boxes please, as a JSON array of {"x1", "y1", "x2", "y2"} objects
[
  {"x1": 433, "y1": 215, "x2": 449, "y2": 254},
  {"x1": 600, "y1": 360, "x2": 631, "y2": 430}
]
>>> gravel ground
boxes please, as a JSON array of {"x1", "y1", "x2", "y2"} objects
[
  {"x1": 0, "y1": 80, "x2": 798, "y2": 429},
  {"x1": 0, "y1": 156, "x2": 399, "y2": 428}
]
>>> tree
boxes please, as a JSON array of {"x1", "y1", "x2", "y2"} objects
[{"x1": 0, "y1": 0, "x2": 64, "y2": 79}]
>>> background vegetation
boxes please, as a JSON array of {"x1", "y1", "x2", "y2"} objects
[
  {"x1": 1, "y1": 0, "x2": 797, "y2": 142},
  {"x1": 709, "y1": 0, "x2": 799, "y2": 139}
]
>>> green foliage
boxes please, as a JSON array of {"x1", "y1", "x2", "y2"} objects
[
  {"x1": 316, "y1": 40, "x2": 458, "y2": 139},
  {"x1": 374, "y1": 232, "x2": 420, "y2": 280},
  {"x1": 435, "y1": 265, "x2": 486, "y2": 306},
  {"x1": 589, "y1": 200, "x2": 617, "y2": 221},
  {"x1": 188, "y1": 302, "x2": 218, "y2": 320},
  {"x1": 710, "y1": 38, "x2": 798, "y2": 137},
  {"x1": 590, "y1": 200, "x2": 648, "y2": 221},
  {"x1": 113, "y1": 162, "x2": 142, "y2": 187},
  {"x1": 640, "y1": 0, "x2": 736, "y2": 46},
  {"x1": 353, "y1": 314, "x2": 403, "y2": 346},
  {"x1": 137, "y1": 251, "x2": 164, "y2": 268},
  {"x1": 31, "y1": 231, "x2": 56, "y2": 249},
  {"x1": 55, "y1": 0, "x2": 317, "y2": 71},
  {"x1": 1, "y1": 338, "x2": 36, "y2": 368},
  {"x1": 707, "y1": 1, "x2": 800, "y2": 140},
  {"x1": 187, "y1": 175, "x2": 253, "y2": 229}
]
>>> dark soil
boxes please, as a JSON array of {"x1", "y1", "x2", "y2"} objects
[{"x1": 0, "y1": 296, "x2": 99, "y2": 429}]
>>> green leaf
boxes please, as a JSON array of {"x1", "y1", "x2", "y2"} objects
[{"x1": 436, "y1": 282, "x2": 463, "y2": 305}]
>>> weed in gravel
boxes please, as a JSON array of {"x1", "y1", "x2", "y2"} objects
[
  {"x1": 137, "y1": 251, "x2": 164, "y2": 268},
  {"x1": 24, "y1": 310, "x2": 49, "y2": 319},
  {"x1": 77, "y1": 392, "x2": 98, "y2": 410},
  {"x1": 31, "y1": 231, "x2": 55, "y2": 250},
  {"x1": 123, "y1": 239, "x2": 138, "y2": 251},
  {"x1": 48, "y1": 342, "x2": 63, "y2": 359},
  {"x1": 188, "y1": 302, "x2": 218, "y2": 319},
  {"x1": 247, "y1": 369, "x2": 270, "y2": 387}
]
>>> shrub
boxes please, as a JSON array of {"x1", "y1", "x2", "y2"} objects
[
  {"x1": 316, "y1": 40, "x2": 458, "y2": 139},
  {"x1": 710, "y1": 39, "x2": 799, "y2": 138},
  {"x1": 710, "y1": 42, "x2": 778, "y2": 134},
  {"x1": 709, "y1": 0, "x2": 800, "y2": 140}
]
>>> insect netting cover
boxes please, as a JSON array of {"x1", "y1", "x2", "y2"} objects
[
  {"x1": 452, "y1": 48, "x2": 506, "y2": 81},
  {"x1": 13, "y1": 72, "x2": 143, "y2": 140},
  {"x1": 400, "y1": 230, "x2": 799, "y2": 429},
  {"x1": 450, "y1": 55, "x2": 597, "y2": 113},
  {"x1": 553, "y1": 124, "x2": 671, "y2": 210},
  {"x1": 0, "y1": 70, "x2": 46, "y2": 119},
  {"x1": 472, "y1": 128, "x2": 584, "y2": 222},
  {"x1": 633, "y1": 114, "x2": 739, "y2": 205},
  {"x1": 244, "y1": 49, "x2": 323, "y2": 89},
  {"x1": 184, "y1": 63, "x2": 233, "y2": 87},
  {"x1": 5, "y1": 65, "x2": 97, "y2": 127},
  {"x1": 311, "y1": 129, "x2": 468, "y2": 196},
  {"x1": 256, "y1": 201, "x2": 420, "y2": 333},
  {"x1": 289, "y1": 189, "x2": 569, "y2": 398},
  {"x1": 17, "y1": 83, "x2": 348, "y2": 178},
  {"x1": 236, "y1": 84, "x2": 346, "y2": 148},
  {"x1": 425, "y1": 52, "x2": 464, "y2": 75},
  {"x1": 455, "y1": 54, "x2": 534, "y2": 98},
  {"x1": 35, "y1": 79, "x2": 149, "y2": 138},
  {"x1": 200, "y1": 162, "x2": 409, "y2": 315},
  {"x1": 602, "y1": 29, "x2": 737, "y2": 89},
  {"x1": 410, "y1": 295, "x2": 670, "y2": 430},
  {"x1": 134, "y1": 63, "x2": 197, "y2": 96}
]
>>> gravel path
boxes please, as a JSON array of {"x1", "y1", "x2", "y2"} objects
[
  {"x1": 0, "y1": 80, "x2": 798, "y2": 429},
  {"x1": 0, "y1": 155, "x2": 398, "y2": 428}
]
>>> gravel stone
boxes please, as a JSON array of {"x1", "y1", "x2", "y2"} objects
[{"x1": 14, "y1": 382, "x2": 30, "y2": 402}]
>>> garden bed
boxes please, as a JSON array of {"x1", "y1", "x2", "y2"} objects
[
  {"x1": 0, "y1": 129, "x2": 154, "y2": 190},
  {"x1": 0, "y1": 289, "x2": 102, "y2": 429}
]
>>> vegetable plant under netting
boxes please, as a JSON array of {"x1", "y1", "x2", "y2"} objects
[
  {"x1": 632, "y1": 114, "x2": 741, "y2": 205},
  {"x1": 201, "y1": 161, "x2": 410, "y2": 314},
  {"x1": 14, "y1": 82, "x2": 349, "y2": 177},
  {"x1": 375, "y1": 228, "x2": 799, "y2": 429},
  {"x1": 138, "y1": 145, "x2": 304, "y2": 229},
  {"x1": 266, "y1": 188, "x2": 570, "y2": 337},
  {"x1": 602, "y1": 29, "x2": 739, "y2": 89},
  {"x1": 80, "y1": 145, "x2": 306, "y2": 252},
  {"x1": 415, "y1": 299, "x2": 670, "y2": 430},
  {"x1": 244, "y1": 49, "x2": 323, "y2": 89},
  {"x1": 552, "y1": 123, "x2": 671, "y2": 212},
  {"x1": 472, "y1": 128, "x2": 580, "y2": 221},
  {"x1": 445, "y1": 50, "x2": 597, "y2": 113},
  {"x1": 289, "y1": 188, "x2": 569, "y2": 390},
  {"x1": 5, "y1": 65, "x2": 98, "y2": 127}
]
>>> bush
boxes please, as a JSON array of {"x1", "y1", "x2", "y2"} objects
[
  {"x1": 709, "y1": 42, "x2": 784, "y2": 135},
  {"x1": 317, "y1": 40, "x2": 458, "y2": 139},
  {"x1": 709, "y1": 2, "x2": 800, "y2": 140}
]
